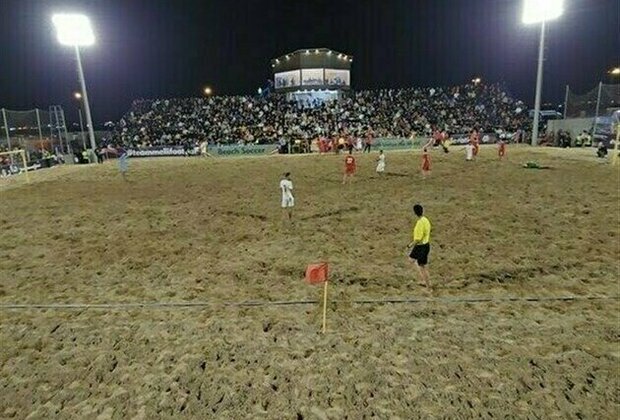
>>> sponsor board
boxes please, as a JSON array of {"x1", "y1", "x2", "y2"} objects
[
  {"x1": 214, "y1": 144, "x2": 276, "y2": 156},
  {"x1": 127, "y1": 146, "x2": 199, "y2": 157}
]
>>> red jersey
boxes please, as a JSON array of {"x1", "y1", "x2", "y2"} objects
[
  {"x1": 345, "y1": 155, "x2": 356, "y2": 173},
  {"x1": 422, "y1": 151, "x2": 431, "y2": 171},
  {"x1": 498, "y1": 141, "x2": 506, "y2": 156},
  {"x1": 433, "y1": 130, "x2": 443, "y2": 146}
]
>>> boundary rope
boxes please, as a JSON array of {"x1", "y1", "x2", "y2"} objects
[{"x1": 1, "y1": 295, "x2": 617, "y2": 310}]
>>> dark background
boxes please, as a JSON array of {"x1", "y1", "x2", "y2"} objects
[{"x1": 0, "y1": 0, "x2": 618, "y2": 125}]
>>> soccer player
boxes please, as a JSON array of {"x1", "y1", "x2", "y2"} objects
[
  {"x1": 200, "y1": 139, "x2": 212, "y2": 157},
  {"x1": 347, "y1": 134, "x2": 355, "y2": 154},
  {"x1": 469, "y1": 129, "x2": 480, "y2": 157},
  {"x1": 465, "y1": 143, "x2": 474, "y2": 161},
  {"x1": 407, "y1": 204, "x2": 432, "y2": 288},
  {"x1": 433, "y1": 129, "x2": 448, "y2": 152},
  {"x1": 114, "y1": 144, "x2": 129, "y2": 181},
  {"x1": 280, "y1": 172, "x2": 294, "y2": 223},
  {"x1": 337, "y1": 135, "x2": 345, "y2": 154},
  {"x1": 498, "y1": 139, "x2": 506, "y2": 160},
  {"x1": 364, "y1": 128, "x2": 374, "y2": 153},
  {"x1": 342, "y1": 150, "x2": 357, "y2": 184},
  {"x1": 375, "y1": 150, "x2": 386, "y2": 175},
  {"x1": 421, "y1": 147, "x2": 431, "y2": 178}
]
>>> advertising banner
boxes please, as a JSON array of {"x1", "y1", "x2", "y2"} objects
[
  {"x1": 214, "y1": 144, "x2": 277, "y2": 156},
  {"x1": 127, "y1": 146, "x2": 199, "y2": 157}
]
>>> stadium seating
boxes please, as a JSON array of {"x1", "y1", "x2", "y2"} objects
[{"x1": 113, "y1": 82, "x2": 530, "y2": 147}]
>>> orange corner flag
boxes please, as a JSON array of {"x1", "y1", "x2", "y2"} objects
[{"x1": 305, "y1": 262, "x2": 329, "y2": 285}]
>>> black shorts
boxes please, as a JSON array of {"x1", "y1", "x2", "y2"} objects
[{"x1": 409, "y1": 243, "x2": 430, "y2": 266}]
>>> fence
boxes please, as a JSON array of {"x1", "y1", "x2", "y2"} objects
[
  {"x1": 564, "y1": 83, "x2": 620, "y2": 119},
  {"x1": 0, "y1": 107, "x2": 70, "y2": 154}
]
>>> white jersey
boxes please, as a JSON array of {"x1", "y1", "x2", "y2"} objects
[
  {"x1": 465, "y1": 144, "x2": 474, "y2": 161},
  {"x1": 280, "y1": 179, "x2": 294, "y2": 208},
  {"x1": 376, "y1": 153, "x2": 386, "y2": 172}
]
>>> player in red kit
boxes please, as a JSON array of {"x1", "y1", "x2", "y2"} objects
[
  {"x1": 342, "y1": 150, "x2": 357, "y2": 185},
  {"x1": 421, "y1": 147, "x2": 431, "y2": 178},
  {"x1": 469, "y1": 129, "x2": 480, "y2": 157},
  {"x1": 498, "y1": 139, "x2": 507, "y2": 160}
]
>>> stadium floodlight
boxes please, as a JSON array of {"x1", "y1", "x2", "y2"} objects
[
  {"x1": 52, "y1": 13, "x2": 97, "y2": 152},
  {"x1": 522, "y1": 0, "x2": 564, "y2": 24},
  {"x1": 74, "y1": 92, "x2": 82, "y2": 100},
  {"x1": 610, "y1": 67, "x2": 620, "y2": 76},
  {"x1": 52, "y1": 14, "x2": 95, "y2": 46},
  {"x1": 522, "y1": 0, "x2": 564, "y2": 146},
  {"x1": 203, "y1": 86, "x2": 213, "y2": 96}
]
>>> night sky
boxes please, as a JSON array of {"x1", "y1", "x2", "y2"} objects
[{"x1": 0, "y1": 0, "x2": 618, "y2": 126}]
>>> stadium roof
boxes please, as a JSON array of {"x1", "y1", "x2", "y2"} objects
[{"x1": 271, "y1": 48, "x2": 353, "y2": 66}]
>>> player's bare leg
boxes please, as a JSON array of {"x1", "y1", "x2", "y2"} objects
[
  {"x1": 282, "y1": 208, "x2": 292, "y2": 225},
  {"x1": 421, "y1": 265, "x2": 431, "y2": 288}
]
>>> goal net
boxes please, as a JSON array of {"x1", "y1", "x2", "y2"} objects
[
  {"x1": 1, "y1": 108, "x2": 69, "y2": 157},
  {"x1": 0, "y1": 150, "x2": 30, "y2": 182}
]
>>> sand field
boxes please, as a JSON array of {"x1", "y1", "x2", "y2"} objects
[{"x1": 0, "y1": 146, "x2": 618, "y2": 418}]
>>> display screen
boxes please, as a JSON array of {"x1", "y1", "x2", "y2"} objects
[
  {"x1": 325, "y1": 69, "x2": 350, "y2": 86},
  {"x1": 301, "y1": 68, "x2": 324, "y2": 86},
  {"x1": 274, "y1": 70, "x2": 301, "y2": 88}
]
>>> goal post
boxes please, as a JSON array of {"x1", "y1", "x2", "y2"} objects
[{"x1": 0, "y1": 150, "x2": 30, "y2": 183}]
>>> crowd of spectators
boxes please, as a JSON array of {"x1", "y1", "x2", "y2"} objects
[{"x1": 112, "y1": 82, "x2": 530, "y2": 148}]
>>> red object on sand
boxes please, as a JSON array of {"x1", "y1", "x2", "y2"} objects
[{"x1": 305, "y1": 263, "x2": 329, "y2": 285}]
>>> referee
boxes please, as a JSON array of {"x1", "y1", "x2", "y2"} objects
[{"x1": 407, "y1": 204, "x2": 432, "y2": 288}]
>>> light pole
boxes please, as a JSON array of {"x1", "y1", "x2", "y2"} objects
[
  {"x1": 52, "y1": 14, "x2": 97, "y2": 151},
  {"x1": 74, "y1": 92, "x2": 86, "y2": 149},
  {"x1": 522, "y1": 0, "x2": 564, "y2": 146}
]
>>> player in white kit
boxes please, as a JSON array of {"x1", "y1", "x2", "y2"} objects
[
  {"x1": 375, "y1": 150, "x2": 386, "y2": 175},
  {"x1": 465, "y1": 143, "x2": 474, "y2": 161},
  {"x1": 280, "y1": 172, "x2": 294, "y2": 223}
]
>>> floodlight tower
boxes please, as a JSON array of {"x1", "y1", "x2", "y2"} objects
[
  {"x1": 522, "y1": 0, "x2": 564, "y2": 146},
  {"x1": 52, "y1": 14, "x2": 97, "y2": 151}
]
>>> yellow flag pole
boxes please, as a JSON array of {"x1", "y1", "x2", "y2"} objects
[
  {"x1": 321, "y1": 280, "x2": 328, "y2": 334},
  {"x1": 612, "y1": 127, "x2": 619, "y2": 166}
]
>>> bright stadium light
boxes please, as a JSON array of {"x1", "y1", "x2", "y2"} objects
[
  {"x1": 522, "y1": 0, "x2": 564, "y2": 24},
  {"x1": 52, "y1": 14, "x2": 95, "y2": 46},
  {"x1": 610, "y1": 67, "x2": 620, "y2": 76},
  {"x1": 203, "y1": 86, "x2": 213, "y2": 96},
  {"x1": 522, "y1": 0, "x2": 564, "y2": 146},
  {"x1": 52, "y1": 13, "x2": 97, "y2": 152},
  {"x1": 74, "y1": 92, "x2": 82, "y2": 100}
]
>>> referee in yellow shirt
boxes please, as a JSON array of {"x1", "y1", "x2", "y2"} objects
[{"x1": 407, "y1": 204, "x2": 432, "y2": 288}]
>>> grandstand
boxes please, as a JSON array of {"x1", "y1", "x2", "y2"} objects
[{"x1": 112, "y1": 81, "x2": 530, "y2": 151}]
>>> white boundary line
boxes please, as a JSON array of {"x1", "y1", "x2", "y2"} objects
[{"x1": 0, "y1": 295, "x2": 617, "y2": 310}]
